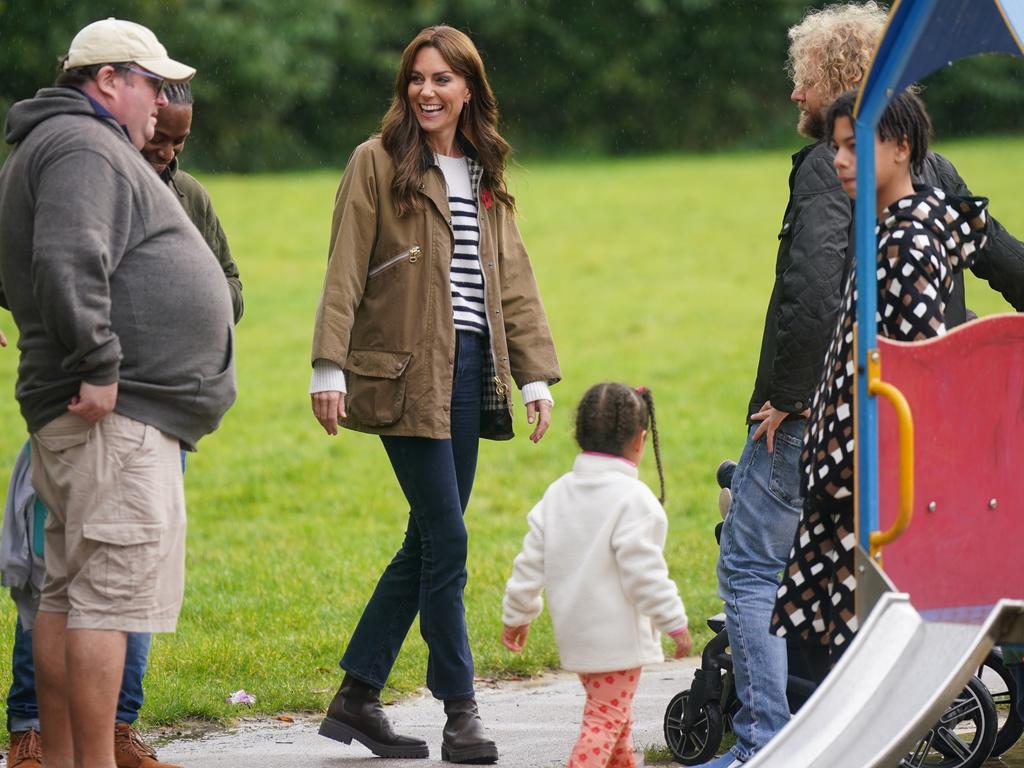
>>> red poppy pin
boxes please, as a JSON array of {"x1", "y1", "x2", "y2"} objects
[{"x1": 481, "y1": 188, "x2": 493, "y2": 210}]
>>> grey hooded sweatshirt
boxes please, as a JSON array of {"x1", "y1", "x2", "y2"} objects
[{"x1": 0, "y1": 87, "x2": 235, "y2": 450}]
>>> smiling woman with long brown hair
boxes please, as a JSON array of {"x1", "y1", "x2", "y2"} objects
[{"x1": 309, "y1": 25, "x2": 560, "y2": 764}]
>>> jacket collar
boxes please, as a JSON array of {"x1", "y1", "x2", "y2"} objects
[
  {"x1": 419, "y1": 164, "x2": 451, "y2": 222},
  {"x1": 791, "y1": 141, "x2": 819, "y2": 166},
  {"x1": 573, "y1": 452, "x2": 639, "y2": 479},
  {"x1": 162, "y1": 155, "x2": 180, "y2": 181},
  {"x1": 161, "y1": 157, "x2": 186, "y2": 199}
]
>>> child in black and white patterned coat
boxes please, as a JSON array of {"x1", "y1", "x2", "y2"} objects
[{"x1": 770, "y1": 89, "x2": 989, "y2": 661}]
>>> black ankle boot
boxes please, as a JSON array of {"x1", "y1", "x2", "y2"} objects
[
  {"x1": 319, "y1": 673, "x2": 429, "y2": 758},
  {"x1": 441, "y1": 698, "x2": 498, "y2": 764}
]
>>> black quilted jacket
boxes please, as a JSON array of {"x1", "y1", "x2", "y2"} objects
[{"x1": 745, "y1": 142, "x2": 1024, "y2": 424}]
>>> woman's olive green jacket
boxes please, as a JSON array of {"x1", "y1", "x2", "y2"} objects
[{"x1": 312, "y1": 137, "x2": 560, "y2": 440}]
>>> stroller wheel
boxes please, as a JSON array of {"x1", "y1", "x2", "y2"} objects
[
  {"x1": 900, "y1": 675, "x2": 997, "y2": 768},
  {"x1": 979, "y1": 647, "x2": 1024, "y2": 757},
  {"x1": 664, "y1": 689, "x2": 724, "y2": 765}
]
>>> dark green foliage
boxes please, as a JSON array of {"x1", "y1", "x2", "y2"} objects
[{"x1": 1, "y1": 0, "x2": 1022, "y2": 170}]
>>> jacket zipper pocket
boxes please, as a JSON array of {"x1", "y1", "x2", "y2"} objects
[{"x1": 368, "y1": 245, "x2": 421, "y2": 278}]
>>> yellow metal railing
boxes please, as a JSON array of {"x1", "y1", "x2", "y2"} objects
[{"x1": 867, "y1": 348, "x2": 915, "y2": 562}]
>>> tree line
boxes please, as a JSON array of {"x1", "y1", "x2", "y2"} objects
[{"x1": 2, "y1": 0, "x2": 1022, "y2": 171}]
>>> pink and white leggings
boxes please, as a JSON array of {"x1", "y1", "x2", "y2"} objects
[{"x1": 567, "y1": 667, "x2": 642, "y2": 768}]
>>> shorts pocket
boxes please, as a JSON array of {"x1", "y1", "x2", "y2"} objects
[
  {"x1": 81, "y1": 520, "x2": 163, "y2": 603},
  {"x1": 79, "y1": 417, "x2": 173, "y2": 604},
  {"x1": 102, "y1": 413, "x2": 149, "y2": 467},
  {"x1": 768, "y1": 428, "x2": 805, "y2": 506},
  {"x1": 344, "y1": 350, "x2": 412, "y2": 427},
  {"x1": 33, "y1": 413, "x2": 93, "y2": 470}
]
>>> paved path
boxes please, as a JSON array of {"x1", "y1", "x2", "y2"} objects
[{"x1": 156, "y1": 659, "x2": 699, "y2": 767}]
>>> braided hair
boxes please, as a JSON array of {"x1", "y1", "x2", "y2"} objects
[
  {"x1": 574, "y1": 382, "x2": 665, "y2": 504},
  {"x1": 163, "y1": 81, "x2": 193, "y2": 106},
  {"x1": 826, "y1": 88, "x2": 931, "y2": 174}
]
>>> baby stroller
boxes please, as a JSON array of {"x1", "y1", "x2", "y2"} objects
[{"x1": 662, "y1": 462, "x2": 1022, "y2": 768}]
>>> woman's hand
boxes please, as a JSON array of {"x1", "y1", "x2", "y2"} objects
[
  {"x1": 311, "y1": 390, "x2": 347, "y2": 436},
  {"x1": 526, "y1": 399, "x2": 553, "y2": 443},
  {"x1": 501, "y1": 623, "x2": 530, "y2": 653}
]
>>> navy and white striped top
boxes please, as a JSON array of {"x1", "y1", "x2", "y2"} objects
[{"x1": 436, "y1": 154, "x2": 487, "y2": 335}]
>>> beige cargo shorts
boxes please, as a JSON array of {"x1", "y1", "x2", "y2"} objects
[{"x1": 29, "y1": 411, "x2": 186, "y2": 633}]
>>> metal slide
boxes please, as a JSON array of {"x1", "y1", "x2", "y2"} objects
[{"x1": 743, "y1": 591, "x2": 1024, "y2": 768}]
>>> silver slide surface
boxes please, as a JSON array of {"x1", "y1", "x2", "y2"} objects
[{"x1": 743, "y1": 592, "x2": 1024, "y2": 768}]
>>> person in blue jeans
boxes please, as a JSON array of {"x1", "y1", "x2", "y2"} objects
[
  {"x1": 308, "y1": 26, "x2": 559, "y2": 763},
  {"x1": 700, "y1": 10, "x2": 880, "y2": 767}
]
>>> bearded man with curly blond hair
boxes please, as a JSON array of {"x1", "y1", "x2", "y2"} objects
[
  {"x1": 701, "y1": 4, "x2": 1024, "y2": 767},
  {"x1": 787, "y1": 2, "x2": 886, "y2": 138}
]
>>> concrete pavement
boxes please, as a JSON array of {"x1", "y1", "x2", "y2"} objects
[{"x1": 155, "y1": 659, "x2": 700, "y2": 767}]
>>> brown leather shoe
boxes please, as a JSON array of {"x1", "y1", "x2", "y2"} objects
[
  {"x1": 7, "y1": 728, "x2": 43, "y2": 768},
  {"x1": 114, "y1": 722, "x2": 181, "y2": 768}
]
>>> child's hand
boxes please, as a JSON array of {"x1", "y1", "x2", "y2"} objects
[
  {"x1": 502, "y1": 623, "x2": 530, "y2": 653},
  {"x1": 671, "y1": 627, "x2": 693, "y2": 659}
]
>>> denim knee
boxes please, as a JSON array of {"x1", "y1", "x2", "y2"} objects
[{"x1": 425, "y1": 523, "x2": 468, "y2": 578}]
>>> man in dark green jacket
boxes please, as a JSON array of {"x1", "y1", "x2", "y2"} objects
[{"x1": 142, "y1": 81, "x2": 243, "y2": 323}]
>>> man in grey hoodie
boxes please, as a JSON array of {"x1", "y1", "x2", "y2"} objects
[{"x1": 0, "y1": 19, "x2": 235, "y2": 768}]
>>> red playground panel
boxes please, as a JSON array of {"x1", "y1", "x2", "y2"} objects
[{"x1": 876, "y1": 314, "x2": 1024, "y2": 613}]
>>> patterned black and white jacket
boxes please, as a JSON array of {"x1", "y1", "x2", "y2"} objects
[{"x1": 802, "y1": 186, "x2": 989, "y2": 511}]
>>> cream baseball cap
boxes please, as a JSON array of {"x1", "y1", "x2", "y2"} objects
[{"x1": 64, "y1": 18, "x2": 195, "y2": 82}]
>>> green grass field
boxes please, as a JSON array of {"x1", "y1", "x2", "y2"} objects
[{"x1": 0, "y1": 137, "x2": 1020, "y2": 727}]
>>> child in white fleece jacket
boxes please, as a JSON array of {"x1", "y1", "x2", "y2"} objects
[{"x1": 501, "y1": 383, "x2": 691, "y2": 768}]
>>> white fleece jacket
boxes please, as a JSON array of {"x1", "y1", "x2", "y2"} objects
[{"x1": 502, "y1": 453, "x2": 688, "y2": 673}]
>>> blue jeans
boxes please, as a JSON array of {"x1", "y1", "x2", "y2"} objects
[
  {"x1": 341, "y1": 331, "x2": 483, "y2": 701},
  {"x1": 7, "y1": 617, "x2": 151, "y2": 730},
  {"x1": 716, "y1": 420, "x2": 805, "y2": 760}
]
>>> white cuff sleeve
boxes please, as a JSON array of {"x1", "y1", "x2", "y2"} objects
[
  {"x1": 521, "y1": 381, "x2": 553, "y2": 405},
  {"x1": 309, "y1": 359, "x2": 347, "y2": 394}
]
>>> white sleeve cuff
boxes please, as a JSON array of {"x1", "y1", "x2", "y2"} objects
[
  {"x1": 309, "y1": 359, "x2": 347, "y2": 394},
  {"x1": 521, "y1": 381, "x2": 553, "y2": 406}
]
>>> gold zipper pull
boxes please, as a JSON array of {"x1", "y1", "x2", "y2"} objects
[
  {"x1": 493, "y1": 376, "x2": 509, "y2": 398},
  {"x1": 409, "y1": 246, "x2": 421, "y2": 263}
]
